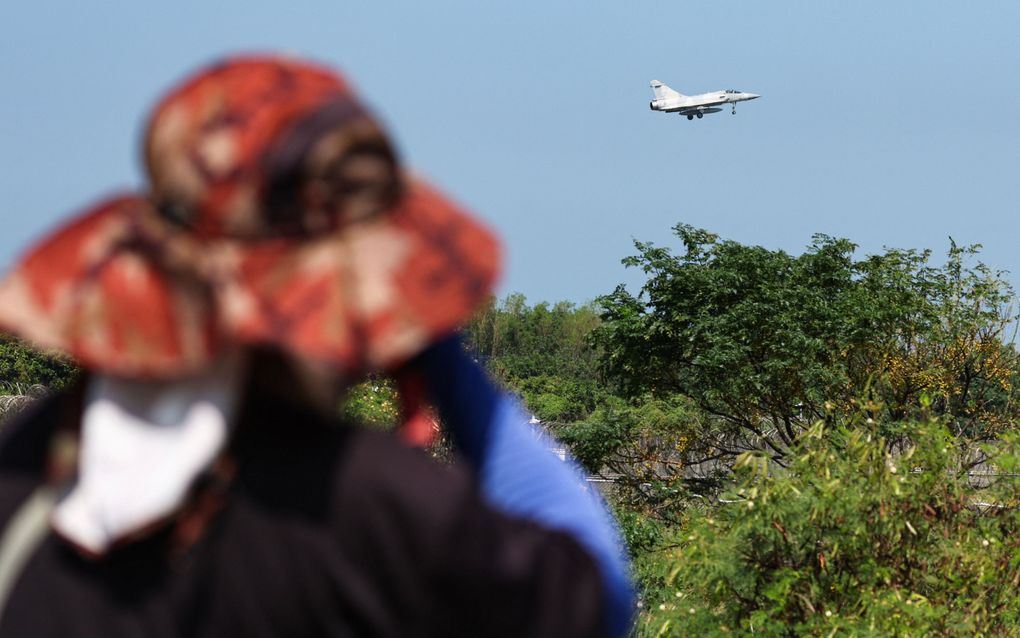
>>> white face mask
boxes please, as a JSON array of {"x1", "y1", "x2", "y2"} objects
[{"x1": 51, "y1": 352, "x2": 243, "y2": 556}]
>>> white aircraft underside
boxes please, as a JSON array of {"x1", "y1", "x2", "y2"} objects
[
  {"x1": 649, "y1": 80, "x2": 759, "y2": 120},
  {"x1": 676, "y1": 106, "x2": 723, "y2": 115}
]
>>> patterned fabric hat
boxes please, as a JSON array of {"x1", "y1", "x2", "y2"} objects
[{"x1": 0, "y1": 56, "x2": 500, "y2": 379}]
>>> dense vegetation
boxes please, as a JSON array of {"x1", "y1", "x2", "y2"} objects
[
  {"x1": 5, "y1": 225, "x2": 1020, "y2": 635},
  {"x1": 0, "y1": 335, "x2": 77, "y2": 420},
  {"x1": 0, "y1": 335, "x2": 77, "y2": 394},
  {"x1": 463, "y1": 227, "x2": 1020, "y2": 637},
  {"x1": 595, "y1": 226, "x2": 1018, "y2": 459}
]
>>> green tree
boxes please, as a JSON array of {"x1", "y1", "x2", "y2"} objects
[
  {"x1": 594, "y1": 225, "x2": 1019, "y2": 462},
  {"x1": 638, "y1": 408, "x2": 1020, "y2": 637},
  {"x1": 558, "y1": 394, "x2": 731, "y2": 516},
  {"x1": 464, "y1": 293, "x2": 605, "y2": 422}
]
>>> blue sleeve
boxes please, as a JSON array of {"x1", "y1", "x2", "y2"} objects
[{"x1": 411, "y1": 335, "x2": 636, "y2": 637}]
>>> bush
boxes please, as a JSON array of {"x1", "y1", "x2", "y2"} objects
[
  {"x1": 339, "y1": 377, "x2": 401, "y2": 429},
  {"x1": 0, "y1": 336, "x2": 78, "y2": 393},
  {"x1": 638, "y1": 407, "x2": 1020, "y2": 637}
]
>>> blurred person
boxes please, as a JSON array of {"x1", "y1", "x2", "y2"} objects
[{"x1": 0, "y1": 56, "x2": 633, "y2": 637}]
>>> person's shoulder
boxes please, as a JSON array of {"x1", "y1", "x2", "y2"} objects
[
  {"x1": 0, "y1": 390, "x2": 71, "y2": 477},
  {"x1": 0, "y1": 389, "x2": 72, "y2": 528},
  {"x1": 333, "y1": 428, "x2": 474, "y2": 521},
  {"x1": 232, "y1": 395, "x2": 471, "y2": 525},
  {"x1": 340, "y1": 430, "x2": 608, "y2": 638}
]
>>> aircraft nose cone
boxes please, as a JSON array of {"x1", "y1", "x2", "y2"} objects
[{"x1": 746, "y1": 93, "x2": 760, "y2": 100}]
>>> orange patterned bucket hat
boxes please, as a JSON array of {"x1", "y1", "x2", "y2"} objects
[{"x1": 0, "y1": 56, "x2": 499, "y2": 379}]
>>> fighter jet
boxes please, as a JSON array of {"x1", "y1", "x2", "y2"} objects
[{"x1": 649, "y1": 80, "x2": 760, "y2": 120}]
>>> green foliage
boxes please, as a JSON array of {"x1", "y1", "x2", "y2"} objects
[
  {"x1": 594, "y1": 226, "x2": 1019, "y2": 460},
  {"x1": 0, "y1": 336, "x2": 78, "y2": 393},
  {"x1": 464, "y1": 294, "x2": 606, "y2": 421},
  {"x1": 862, "y1": 241, "x2": 1020, "y2": 440},
  {"x1": 638, "y1": 409, "x2": 1020, "y2": 637},
  {"x1": 436, "y1": 232, "x2": 1020, "y2": 636},
  {"x1": 559, "y1": 395, "x2": 717, "y2": 520},
  {"x1": 614, "y1": 506, "x2": 688, "y2": 613},
  {"x1": 339, "y1": 377, "x2": 400, "y2": 429}
]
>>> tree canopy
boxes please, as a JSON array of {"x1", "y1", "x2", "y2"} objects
[
  {"x1": 593, "y1": 225, "x2": 1019, "y2": 461},
  {"x1": 463, "y1": 293, "x2": 605, "y2": 422}
]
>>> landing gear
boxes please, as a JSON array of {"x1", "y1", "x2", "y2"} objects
[
  {"x1": 687, "y1": 114, "x2": 694, "y2": 120},
  {"x1": 732, "y1": 105, "x2": 736, "y2": 115},
  {"x1": 696, "y1": 113, "x2": 703, "y2": 119}
]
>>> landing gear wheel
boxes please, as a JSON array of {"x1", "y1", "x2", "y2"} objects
[
  {"x1": 687, "y1": 114, "x2": 694, "y2": 120},
  {"x1": 696, "y1": 113, "x2": 703, "y2": 119},
  {"x1": 731, "y1": 107, "x2": 736, "y2": 115}
]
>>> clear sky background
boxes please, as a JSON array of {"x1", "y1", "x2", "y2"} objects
[{"x1": 2, "y1": 2, "x2": 1018, "y2": 304}]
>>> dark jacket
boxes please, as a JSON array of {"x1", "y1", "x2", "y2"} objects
[{"x1": 0, "y1": 390, "x2": 606, "y2": 637}]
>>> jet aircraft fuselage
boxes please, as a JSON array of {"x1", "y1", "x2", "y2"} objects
[{"x1": 649, "y1": 80, "x2": 759, "y2": 120}]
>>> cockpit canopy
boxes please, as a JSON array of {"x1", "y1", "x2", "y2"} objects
[{"x1": 724, "y1": 89, "x2": 741, "y2": 94}]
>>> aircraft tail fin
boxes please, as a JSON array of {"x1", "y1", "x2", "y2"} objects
[{"x1": 650, "y1": 80, "x2": 684, "y2": 100}]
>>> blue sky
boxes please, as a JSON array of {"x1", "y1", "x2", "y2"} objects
[{"x1": 2, "y1": 2, "x2": 1018, "y2": 303}]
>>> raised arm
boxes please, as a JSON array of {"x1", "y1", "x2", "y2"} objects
[{"x1": 406, "y1": 335, "x2": 635, "y2": 637}]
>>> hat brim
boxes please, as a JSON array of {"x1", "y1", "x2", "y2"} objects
[{"x1": 0, "y1": 180, "x2": 499, "y2": 378}]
